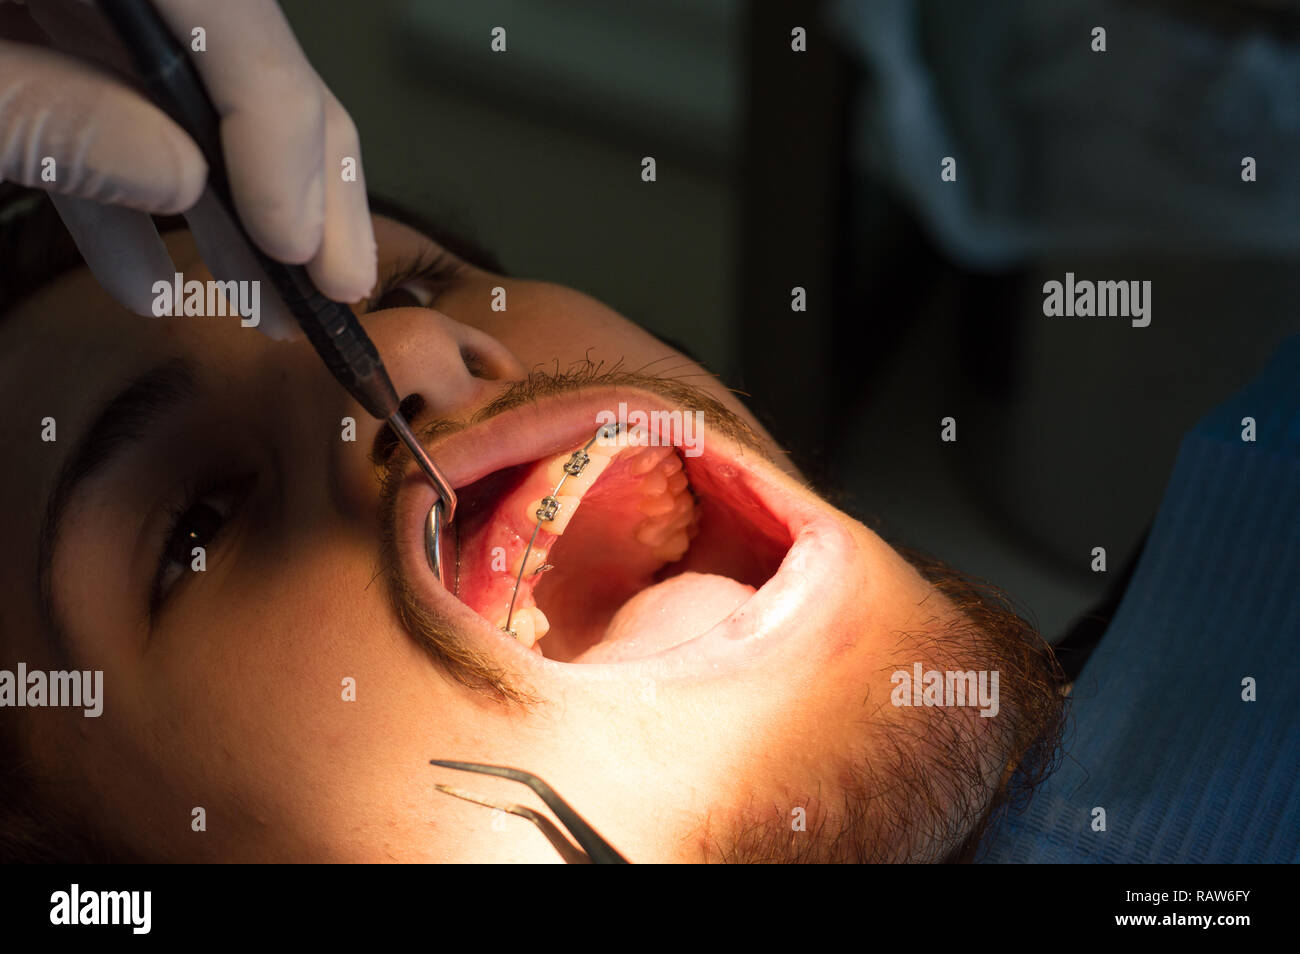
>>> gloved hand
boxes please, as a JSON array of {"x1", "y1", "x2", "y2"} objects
[{"x1": 0, "y1": 0, "x2": 376, "y2": 332}]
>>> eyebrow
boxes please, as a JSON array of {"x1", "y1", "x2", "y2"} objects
[{"x1": 36, "y1": 359, "x2": 198, "y2": 651}]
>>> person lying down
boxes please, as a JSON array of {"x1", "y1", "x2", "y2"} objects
[{"x1": 0, "y1": 190, "x2": 1066, "y2": 863}]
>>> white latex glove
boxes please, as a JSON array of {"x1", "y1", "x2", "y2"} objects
[{"x1": 0, "y1": 0, "x2": 376, "y2": 334}]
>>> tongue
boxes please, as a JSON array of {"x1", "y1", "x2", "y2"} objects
[{"x1": 576, "y1": 572, "x2": 757, "y2": 663}]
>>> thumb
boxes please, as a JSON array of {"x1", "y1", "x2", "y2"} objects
[{"x1": 0, "y1": 38, "x2": 207, "y2": 213}]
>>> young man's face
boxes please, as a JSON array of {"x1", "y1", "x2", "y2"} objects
[{"x1": 0, "y1": 213, "x2": 1061, "y2": 862}]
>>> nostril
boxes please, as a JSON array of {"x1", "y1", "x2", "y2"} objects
[
  {"x1": 370, "y1": 393, "x2": 426, "y2": 465},
  {"x1": 397, "y1": 392, "x2": 425, "y2": 420},
  {"x1": 461, "y1": 346, "x2": 497, "y2": 380}
]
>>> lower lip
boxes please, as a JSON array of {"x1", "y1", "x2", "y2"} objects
[{"x1": 394, "y1": 413, "x2": 860, "y2": 684}]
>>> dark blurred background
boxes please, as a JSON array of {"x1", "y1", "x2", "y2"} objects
[{"x1": 281, "y1": 0, "x2": 1300, "y2": 643}]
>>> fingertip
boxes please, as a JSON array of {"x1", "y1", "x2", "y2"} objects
[
  {"x1": 156, "y1": 137, "x2": 209, "y2": 215},
  {"x1": 307, "y1": 228, "x2": 378, "y2": 303}
]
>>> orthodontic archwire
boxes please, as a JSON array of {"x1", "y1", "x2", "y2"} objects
[{"x1": 501, "y1": 423, "x2": 621, "y2": 637}]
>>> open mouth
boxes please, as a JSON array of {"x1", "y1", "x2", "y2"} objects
[
  {"x1": 395, "y1": 389, "x2": 855, "y2": 677},
  {"x1": 449, "y1": 423, "x2": 792, "y2": 662}
]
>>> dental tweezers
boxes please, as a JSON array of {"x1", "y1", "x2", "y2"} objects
[
  {"x1": 430, "y1": 760, "x2": 629, "y2": 863},
  {"x1": 100, "y1": 0, "x2": 459, "y2": 576}
]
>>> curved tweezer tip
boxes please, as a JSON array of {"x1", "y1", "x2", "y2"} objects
[
  {"x1": 430, "y1": 759, "x2": 629, "y2": 864},
  {"x1": 433, "y1": 783, "x2": 592, "y2": 864}
]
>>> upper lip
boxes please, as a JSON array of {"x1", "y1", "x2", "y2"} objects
[{"x1": 393, "y1": 386, "x2": 863, "y2": 683}]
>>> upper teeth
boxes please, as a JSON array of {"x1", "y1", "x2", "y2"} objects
[
  {"x1": 501, "y1": 437, "x2": 698, "y2": 648},
  {"x1": 563, "y1": 450, "x2": 590, "y2": 475},
  {"x1": 589, "y1": 428, "x2": 623, "y2": 456},
  {"x1": 632, "y1": 451, "x2": 695, "y2": 561},
  {"x1": 546, "y1": 451, "x2": 610, "y2": 496},
  {"x1": 510, "y1": 545, "x2": 549, "y2": 579},
  {"x1": 523, "y1": 493, "x2": 582, "y2": 534},
  {"x1": 627, "y1": 446, "x2": 671, "y2": 475}
]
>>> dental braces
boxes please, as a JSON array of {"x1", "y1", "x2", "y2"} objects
[{"x1": 501, "y1": 423, "x2": 621, "y2": 637}]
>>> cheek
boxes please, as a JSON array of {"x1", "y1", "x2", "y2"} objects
[
  {"x1": 108, "y1": 549, "x2": 427, "y2": 841},
  {"x1": 169, "y1": 559, "x2": 411, "y2": 738}
]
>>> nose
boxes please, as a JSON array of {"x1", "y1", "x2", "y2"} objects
[{"x1": 330, "y1": 307, "x2": 527, "y2": 515}]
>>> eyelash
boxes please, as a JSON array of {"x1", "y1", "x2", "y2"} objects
[
  {"x1": 150, "y1": 477, "x2": 245, "y2": 612},
  {"x1": 366, "y1": 248, "x2": 465, "y2": 312}
]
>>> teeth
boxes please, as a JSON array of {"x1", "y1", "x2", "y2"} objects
[
  {"x1": 525, "y1": 606, "x2": 550, "y2": 639},
  {"x1": 652, "y1": 530, "x2": 690, "y2": 563},
  {"x1": 666, "y1": 492, "x2": 695, "y2": 522},
  {"x1": 639, "y1": 492, "x2": 677, "y2": 516},
  {"x1": 497, "y1": 609, "x2": 536, "y2": 647},
  {"x1": 524, "y1": 494, "x2": 582, "y2": 534},
  {"x1": 628, "y1": 446, "x2": 671, "y2": 475},
  {"x1": 545, "y1": 450, "x2": 610, "y2": 496},
  {"x1": 638, "y1": 468, "x2": 669, "y2": 496},
  {"x1": 509, "y1": 546, "x2": 550, "y2": 579},
  {"x1": 589, "y1": 427, "x2": 624, "y2": 456},
  {"x1": 499, "y1": 437, "x2": 698, "y2": 625},
  {"x1": 496, "y1": 606, "x2": 550, "y2": 648},
  {"x1": 629, "y1": 449, "x2": 695, "y2": 559},
  {"x1": 635, "y1": 497, "x2": 693, "y2": 547}
]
